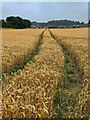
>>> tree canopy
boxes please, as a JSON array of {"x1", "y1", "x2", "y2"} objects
[{"x1": 1, "y1": 16, "x2": 31, "y2": 29}]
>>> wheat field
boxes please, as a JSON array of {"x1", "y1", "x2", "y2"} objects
[
  {"x1": 1, "y1": 28, "x2": 89, "y2": 119},
  {"x1": 50, "y1": 28, "x2": 89, "y2": 117},
  {"x1": 2, "y1": 29, "x2": 44, "y2": 73}
]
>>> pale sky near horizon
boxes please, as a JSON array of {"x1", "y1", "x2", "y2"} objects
[
  {"x1": 1, "y1": 0, "x2": 89, "y2": 2},
  {"x1": 1, "y1": 2, "x2": 89, "y2": 23}
]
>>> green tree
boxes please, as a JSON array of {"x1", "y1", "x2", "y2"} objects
[
  {"x1": 5, "y1": 16, "x2": 31, "y2": 29},
  {"x1": 23, "y1": 19, "x2": 31, "y2": 28},
  {"x1": 0, "y1": 19, "x2": 6, "y2": 28},
  {"x1": 88, "y1": 20, "x2": 90, "y2": 27}
]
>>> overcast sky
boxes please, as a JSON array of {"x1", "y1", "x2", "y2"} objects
[{"x1": 2, "y1": 2, "x2": 88, "y2": 23}]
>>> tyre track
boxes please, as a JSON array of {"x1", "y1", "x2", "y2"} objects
[
  {"x1": 49, "y1": 29, "x2": 84, "y2": 118},
  {"x1": 3, "y1": 29, "x2": 46, "y2": 76},
  {"x1": 2, "y1": 29, "x2": 64, "y2": 118}
]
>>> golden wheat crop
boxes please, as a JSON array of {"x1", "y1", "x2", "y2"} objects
[
  {"x1": 0, "y1": 29, "x2": 2, "y2": 74},
  {"x1": 50, "y1": 28, "x2": 88, "y2": 72},
  {"x1": 0, "y1": 29, "x2": 2, "y2": 119},
  {"x1": 2, "y1": 29, "x2": 44, "y2": 73},
  {"x1": 2, "y1": 30, "x2": 64, "y2": 118},
  {"x1": 2, "y1": 28, "x2": 89, "y2": 118},
  {"x1": 50, "y1": 28, "x2": 89, "y2": 117}
]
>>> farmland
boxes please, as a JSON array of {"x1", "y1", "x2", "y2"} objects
[
  {"x1": 1, "y1": 28, "x2": 89, "y2": 119},
  {"x1": 2, "y1": 29, "x2": 44, "y2": 73},
  {"x1": 49, "y1": 28, "x2": 89, "y2": 118}
]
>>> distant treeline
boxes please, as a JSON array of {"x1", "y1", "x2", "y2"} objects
[
  {"x1": 0, "y1": 16, "x2": 90, "y2": 29},
  {"x1": 32, "y1": 20, "x2": 90, "y2": 28},
  {"x1": 0, "y1": 16, "x2": 31, "y2": 29},
  {"x1": 88, "y1": 20, "x2": 90, "y2": 27},
  {"x1": 47, "y1": 20, "x2": 85, "y2": 28}
]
